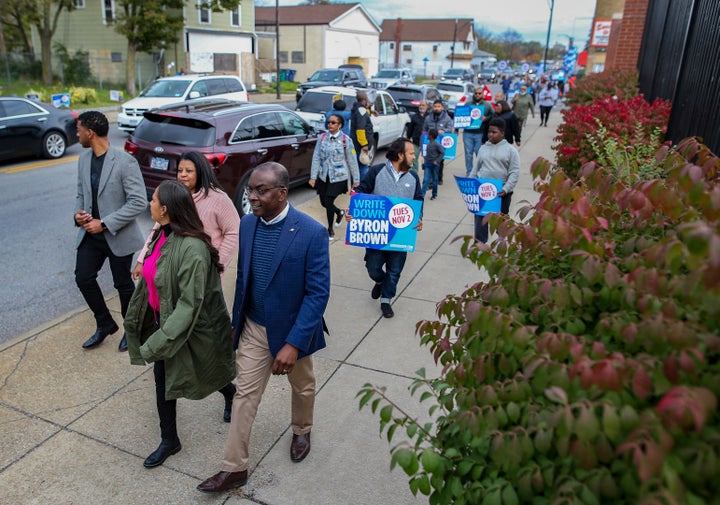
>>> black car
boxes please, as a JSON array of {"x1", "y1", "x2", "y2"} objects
[
  {"x1": 124, "y1": 98, "x2": 318, "y2": 216},
  {"x1": 386, "y1": 84, "x2": 446, "y2": 115},
  {"x1": 0, "y1": 97, "x2": 78, "y2": 161},
  {"x1": 295, "y1": 67, "x2": 368, "y2": 101}
]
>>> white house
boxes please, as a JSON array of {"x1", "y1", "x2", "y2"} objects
[
  {"x1": 379, "y1": 18, "x2": 476, "y2": 79},
  {"x1": 255, "y1": 3, "x2": 380, "y2": 82}
]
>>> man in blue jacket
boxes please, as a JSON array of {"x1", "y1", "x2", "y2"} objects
[{"x1": 198, "y1": 162, "x2": 330, "y2": 493}]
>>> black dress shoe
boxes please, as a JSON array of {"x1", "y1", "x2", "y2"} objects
[
  {"x1": 290, "y1": 432, "x2": 311, "y2": 462},
  {"x1": 118, "y1": 333, "x2": 128, "y2": 352},
  {"x1": 82, "y1": 322, "x2": 119, "y2": 349},
  {"x1": 371, "y1": 282, "x2": 383, "y2": 300},
  {"x1": 197, "y1": 470, "x2": 248, "y2": 493},
  {"x1": 381, "y1": 302, "x2": 395, "y2": 318},
  {"x1": 143, "y1": 439, "x2": 181, "y2": 468}
]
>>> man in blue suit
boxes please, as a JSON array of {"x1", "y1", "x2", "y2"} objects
[{"x1": 198, "y1": 162, "x2": 331, "y2": 493}]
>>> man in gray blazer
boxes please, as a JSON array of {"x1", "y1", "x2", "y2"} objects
[{"x1": 74, "y1": 111, "x2": 147, "y2": 351}]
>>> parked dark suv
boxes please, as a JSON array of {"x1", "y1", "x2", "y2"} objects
[
  {"x1": 295, "y1": 66, "x2": 368, "y2": 101},
  {"x1": 124, "y1": 98, "x2": 318, "y2": 216},
  {"x1": 386, "y1": 84, "x2": 446, "y2": 114}
]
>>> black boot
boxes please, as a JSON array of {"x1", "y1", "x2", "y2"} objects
[
  {"x1": 219, "y1": 383, "x2": 236, "y2": 423},
  {"x1": 143, "y1": 439, "x2": 181, "y2": 468}
]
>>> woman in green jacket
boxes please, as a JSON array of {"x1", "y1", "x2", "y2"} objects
[{"x1": 124, "y1": 180, "x2": 235, "y2": 469}]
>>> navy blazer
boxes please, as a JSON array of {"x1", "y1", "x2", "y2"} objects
[{"x1": 232, "y1": 205, "x2": 330, "y2": 358}]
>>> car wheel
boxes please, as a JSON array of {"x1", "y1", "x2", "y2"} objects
[
  {"x1": 42, "y1": 131, "x2": 67, "y2": 159},
  {"x1": 232, "y1": 171, "x2": 253, "y2": 217}
]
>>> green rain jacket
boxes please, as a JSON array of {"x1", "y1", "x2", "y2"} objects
[{"x1": 124, "y1": 231, "x2": 235, "y2": 401}]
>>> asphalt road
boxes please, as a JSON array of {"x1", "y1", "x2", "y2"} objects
[{"x1": 0, "y1": 114, "x2": 317, "y2": 345}]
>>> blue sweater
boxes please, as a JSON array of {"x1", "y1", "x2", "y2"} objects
[{"x1": 246, "y1": 220, "x2": 284, "y2": 325}]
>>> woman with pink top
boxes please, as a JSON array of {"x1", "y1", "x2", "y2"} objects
[
  {"x1": 131, "y1": 152, "x2": 239, "y2": 425},
  {"x1": 124, "y1": 180, "x2": 235, "y2": 469}
]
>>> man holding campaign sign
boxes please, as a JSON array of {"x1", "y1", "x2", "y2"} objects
[
  {"x1": 454, "y1": 87, "x2": 494, "y2": 176},
  {"x1": 465, "y1": 117, "x2": 519, "y2": 243},
  {"x1": 346, "y1": 138, "x2": 423, "y2": 319}
]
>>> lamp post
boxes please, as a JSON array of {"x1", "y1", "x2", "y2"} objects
[
  {"x1": 450, "y1": 19, "x2": 458, "y2": 68},
  {"x1": 542, "y1": 0, "x2": 555, "y2": 76},
  {"x1": 275, "y1": 0, "x2": 280, "y2": 100}
]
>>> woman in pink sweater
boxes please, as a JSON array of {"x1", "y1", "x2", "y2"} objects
[{"x1": 132, "y1": 152, "x2": 240, "y2": 422}]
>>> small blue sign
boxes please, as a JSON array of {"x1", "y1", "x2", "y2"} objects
[
  {"x1": 346, "y1": 194, "x2": 423, "y2": 252},
  {"x1": 51, "y1": 93, "x2": 71, "y2": 108},
  {"x1": 421, "y1": 132, "x2": 458, "y2": 160},
  {"x1": 455, "y1": 176, "x2": 503, "y2": 216},
  {"x1": 453, "y1": 105, "x2": 486, "y2": 129}
]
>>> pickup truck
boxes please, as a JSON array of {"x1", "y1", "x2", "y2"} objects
[{"x1": 295, "y1": 86, "x2": 410, "y2": 158}]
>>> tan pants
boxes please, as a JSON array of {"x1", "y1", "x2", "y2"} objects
[{"x1": 221, "y1": 318, "x2": 315, "y2": 472}]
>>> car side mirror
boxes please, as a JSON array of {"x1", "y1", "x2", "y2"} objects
[
  {"x1": 188, "y1": 91, "x2": 200, "y2": 99},
  {"x1": 398, "y1": 106, "x2": 406, "y2": 113}
]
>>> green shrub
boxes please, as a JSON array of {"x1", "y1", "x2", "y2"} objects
[
  {"x1": 69, "y1": 86, "x2": 98, "y2": 105},
  {"x1": 564, "y1": 70, "x2": 640, "y2": 107},
  {"x1": 359, "y1": 137, "x2": 720, "y2": 504},
  {"x1": 54, "y1": 42, "x2": 93, "y2": 86}
]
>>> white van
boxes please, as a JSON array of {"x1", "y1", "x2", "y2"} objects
[{"x1": 118, "y1": 74, "x2": 249, "y2": 133}]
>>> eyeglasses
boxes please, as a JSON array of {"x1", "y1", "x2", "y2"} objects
[
  {"x1": 244, "y1": 186, "x2": 285, "y2": 197},
  {"x1": 327, "y1": 121, "x2": 340, "y2": 124},
  {"x1": 474, "y1": 92, "x2": 483, "y2": 95}
]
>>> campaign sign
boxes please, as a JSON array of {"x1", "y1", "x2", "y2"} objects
[
  {"x1": 346, "y1": 193, "x2": 422, "y2": 252},
  {"x1": 51, "y1": 93, "x2": 71, "y2": 108},
  {"x1": 453, "y1": 105, "x2": 485, "y2": 129},
  {"x1": 454, "y1": 176, "x2": 503, "y2": 216},
  {"x1": 421, "y1": 132, "x2": 458, "y2": 160}
]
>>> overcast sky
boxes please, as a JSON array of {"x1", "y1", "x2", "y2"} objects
[{"x1": 263, "y1": 0, "x2": 598, "y2": 47}]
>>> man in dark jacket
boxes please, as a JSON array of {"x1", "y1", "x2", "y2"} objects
[
  {"x1": 423, "y1": 99, "x2": 453, "y2": 185},
  {"x1": 404, "y1": 101, "x2": 428, "y2": 172},
  {"x1": 350, "y1": 90, "x2": 375, "y2": 181}
]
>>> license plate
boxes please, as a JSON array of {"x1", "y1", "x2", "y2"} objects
[
  {"x1": 150, "y1": 156, "x2": 169, "y2": 171},
  {"x1": 313, "y1": 121, "x2": 325, "y2": 131},
  {"x1": 443, "y1": 94, "x2": 451, "y2": 100}
]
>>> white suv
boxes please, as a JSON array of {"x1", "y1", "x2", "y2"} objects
[
  {"x1": 118, "y1": 74, "x2": 249, "y2": 133},
  {"x1": 369, "y1": 68, "x2": 414, "y2": 90}
]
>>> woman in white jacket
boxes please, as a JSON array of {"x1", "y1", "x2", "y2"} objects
[{"x1": 538, "y1": 82, "x2": 557, "y2": 127}]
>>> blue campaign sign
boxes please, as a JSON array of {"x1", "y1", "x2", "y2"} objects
[
  {"x1": 453, "y1": 105, "x2": 485, "y2": 129},
  {"x1": 346, "y1": 194, "x2": 422, "y2": 252},
  {"x1": 454, "y1": 176, "x2": 503, "y2": 216},
  {"x1": 421, "y1": 132, "x2": 458, "y2": 160},
  {"x1": 51, "y1": 93, "x2": 71, "y2": 108}
]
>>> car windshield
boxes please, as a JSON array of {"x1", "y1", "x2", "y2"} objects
[
  {"x1": 140, "y1": 79, "x2": 192, "y2": 98},
  {"x1": 134, "y1": 114, "x2": 216, "y2": 146},
  {"x1": 375, "y1": 70, "x2": 401, "y2": 78},
  {"x1": 436, "y1": 83, "x2": 464, "y2": 92},
  {"x1": 296, "y1": 92, "x2": 357, "y2": 114},
  {"x1": 308, "y1": 70, "x2": 342, "y2": 82},
  {"x1": 387, "y1": 89, "x2": 423, "y2": 101},
  {"x1": 445, "y1": 69, "x2": 464, "y2": 76}
]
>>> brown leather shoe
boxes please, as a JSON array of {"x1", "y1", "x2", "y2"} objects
[
  {"x1": 196, "y1": 470, "x2": 248, "y2": 493},
  {"x1": 290, "y1": 432, "x2": 311, "y2": 462}
]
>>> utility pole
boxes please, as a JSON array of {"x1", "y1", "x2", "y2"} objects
[
  {"x1": 543, "y1": 0, "x2": 555, "y2": 76},
  {"x1": 450, "y1": 19, "x2": 458, "y2": 68},
  {"x1": 275, "y1": 0, "x2": 281, "y2": 99}
]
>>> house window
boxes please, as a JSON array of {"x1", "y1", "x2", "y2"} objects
[
  {"x1": 464, "y1": 42, "x2": 470, "y2": 51},
  {"x1": 279, "y1": 51, "x2": 288, "y2": 63},
  {"x1": 389, "y1": 42, "x2": 395, "y2": 49},
  {"x1": 199, "y1": 1, "x2": 211, "y2": 24},
  {"x1": 432, "y1": 45, "x2": 438, "y2": 52},
  {"x1": 103, "y1": 0, "x2": 115, "y2": 24},
  {"x1": 291, "y1": 51, "x2": 304, "y2": 64},
  {"x1": 231, "y1": 7, "x2": 241, "y2": 27},
  {"x1": 111, "y1": 52, "x2": 122, "y2": 62},
  {"x1": 403, "y1": 44, "x2": 412, "y2": 51},
  {"x1": 74, "y1": 0, "x2": 85, "y2": 8}
]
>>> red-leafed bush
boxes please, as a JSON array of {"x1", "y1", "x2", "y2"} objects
[
  {"x1": 553, "y1": 95, "x2": 671, "y2": 181},
  {"x1": 565, "y1": 70, "x2": 640, "y2": 107},
  {"x1": 360, "y1": 137, "x2": 720, "y2": 505}
]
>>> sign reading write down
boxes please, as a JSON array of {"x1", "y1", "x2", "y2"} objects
[
  {"x1": 346, "y1": 193, "x2": 422, "y2": 252},
  {"x1": 455, "y1": 176, "x2": 503, "y2": 215}
]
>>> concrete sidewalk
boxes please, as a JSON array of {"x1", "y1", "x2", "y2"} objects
[{"x1": 0, "y1": 108, "x2": 562, "y2": 504}]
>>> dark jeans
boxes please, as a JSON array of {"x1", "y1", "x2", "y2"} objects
[
  {"x1": 421, "y1": 161, "x2": 439, "y2": 198},
  {"x1": 539, "y1": 106, "x2": 552, "y2": 125},
  {"x1": 75, "y1": 234, "x2": 134, "y2": 329},
  {"x1": 364, "y1": 248, "x2": 407, "y2": 300},
  {"x1": 438, "y1": 160, "x2": 444, "y2": 183},
  {"x1": 154, "y1": 359, "x2": 179, "y2": 443},
  {"x1": 474, "y1": 192, "x2": 513, "y2": 243}
]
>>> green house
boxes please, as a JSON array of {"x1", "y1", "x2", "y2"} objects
[{"x1": 40, "y1": 0, "x2": 256, "y2": 92}]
